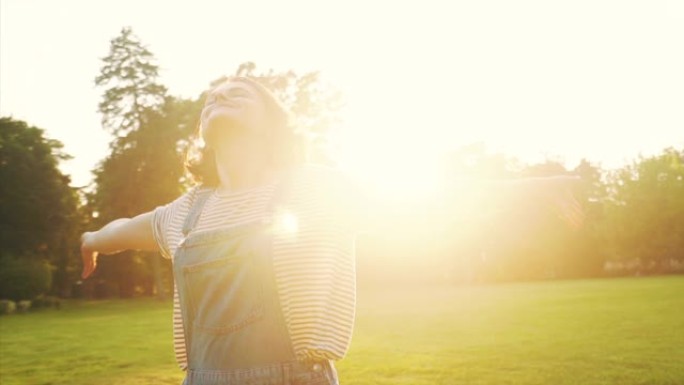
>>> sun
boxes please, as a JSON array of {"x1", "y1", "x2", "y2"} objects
[{"x1": 333, "y1": 123, "x2": 447, "y2": 201}]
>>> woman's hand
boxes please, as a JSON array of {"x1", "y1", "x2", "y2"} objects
[
  {"x1": 80, "y1": 231, "x2": 99, "y2": 279},
  {"x1": 78, "y1": 212, "x2": 159, "y2": 280},
  {"x1": 540, "y1": 176, "x2": 585, "y2": 230}
]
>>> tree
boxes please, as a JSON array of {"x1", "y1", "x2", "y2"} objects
[
  {"x1": 91, "y1": 27, "x2": 176, "y2": 299},
  {"x1": 90, "y1": 96, "x2": 201, "y2": 299},
  {"x1": 603, "y1": 147, "x2": 684, "y2": 274},
  {"x1": 0, "y1": 117, "x2": 80, "y2": 297},
  {"x1": 95, "y1": 26, "x2": 166, "y2": 138}
]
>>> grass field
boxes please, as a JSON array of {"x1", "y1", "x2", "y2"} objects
[{"x1": 1, "y1": 275, "x2": 682, "y2": 385}]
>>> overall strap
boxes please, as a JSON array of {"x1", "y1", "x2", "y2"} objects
[
  {"x1": 181, "y1": 186, "x2": 215, "y2": 237},
  {"x1": 181, "y1": 169, "x2": 296, "y2": 237}
]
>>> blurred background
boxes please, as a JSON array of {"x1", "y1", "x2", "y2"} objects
[{"x1": 1, "y1": 1, "x2": 683, "y2": 384}]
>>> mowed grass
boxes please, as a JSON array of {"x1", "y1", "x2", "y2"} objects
[{"x1": 1, "y1": 275, "x2": 682, "y2": 385}]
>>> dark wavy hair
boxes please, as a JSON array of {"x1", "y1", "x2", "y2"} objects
[{"x1": 185, "y1": 76, "x2": 304, "y2": 187}]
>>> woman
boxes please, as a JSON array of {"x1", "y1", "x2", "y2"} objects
[
  {"x1": 80, "y1": 76, "x2": 355, "y2": 385},
  {"x1": 81, "y1": 76, "x2": 584, "y2": 385}
]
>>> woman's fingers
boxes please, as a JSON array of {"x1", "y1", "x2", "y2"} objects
[
  {"x1": 561, "y1": 204, "x2": 583, "y2": 229},
  {"x1": 81, "y1": 247, "x2": 92, "y2": 279},
  {"x1": 555, "y1": 191, "x2": 585, "y2": 230},
  {"x1": 80, "y1": 233, "x2": 98, "y2": 279}
]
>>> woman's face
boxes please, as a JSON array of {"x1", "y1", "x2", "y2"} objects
[{"x1": 200, "y1": 80, "x2": 268, "y2": 146}]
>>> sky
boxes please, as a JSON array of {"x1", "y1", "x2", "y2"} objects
[{"x1": 1, "y1": 0, "x2": 683, "y2": 189}]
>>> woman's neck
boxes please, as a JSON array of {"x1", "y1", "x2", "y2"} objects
[{"x1": 215, "y1": 163, "x2": 278, "y2": 194}]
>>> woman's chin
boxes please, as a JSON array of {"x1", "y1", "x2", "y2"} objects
[
  {"x1": 208, "y1": 114, "x2": 238, "y2": 128},
  {"x1": 201, "y1": 114, "x2": 248, "y2": 144},
  {"x1": 203, "y1": 114, "x2": 241, "y2": 137}
]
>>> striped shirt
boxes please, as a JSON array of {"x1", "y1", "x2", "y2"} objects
[{"x1": 151, "y1": 164, "x2": 357, "y2": 371}]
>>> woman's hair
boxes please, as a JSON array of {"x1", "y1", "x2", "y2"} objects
[{"x1": 185, "y1": 76, "x2": 304, "y2": 187}]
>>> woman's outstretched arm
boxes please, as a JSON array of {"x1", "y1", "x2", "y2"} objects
[
  {"x1": 478, "y1": 175, "x2": 585, "y2": 229},
  {"x1": 80, "y1": 211, "x2": 158, "y2": 279}
]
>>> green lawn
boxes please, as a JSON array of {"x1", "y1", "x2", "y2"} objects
[{"x1": 1, "y1": 275, "x2": 682, "y2": 385}]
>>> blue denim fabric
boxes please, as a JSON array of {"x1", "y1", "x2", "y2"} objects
[
  {"x1": 181, "y1": 360, "x2": 338, "y2": 385},
  {"x1": 174, "y1": 180, "x2": 339, "y2": 385}
]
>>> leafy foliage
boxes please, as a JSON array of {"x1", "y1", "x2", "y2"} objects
[
  {"x1": 602, "y1": 148, "x2": 684, "y2": 272},
  {"x1": 90, "y1": 27, "x2": 197, "y2": 298},
  {"x1": 0, "y1": 117, "x2": 82, "y2": 298},
  {"x1": 94, "y1": 27, "x2": 167, "y2": 138},
  {"x1": 0, "y1": 118, "x2": 76, "y2": 258},
  {"x1": 0, "y1": 255, "x2": 52, "y2": 301}
]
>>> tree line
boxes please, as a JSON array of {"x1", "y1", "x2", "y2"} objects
[
  {"x1": 0, "y1": 27, "x2": 681, "y2": 303},
  {"x1": 357, "y1": 145, "x2": 684, "y2": 287}
]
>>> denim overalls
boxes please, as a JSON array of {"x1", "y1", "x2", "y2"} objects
[{"x1": 174, "y1": 176, "x2": 340, "y2": 385}]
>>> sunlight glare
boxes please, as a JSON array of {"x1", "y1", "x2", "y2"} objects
[
  {"x1": 334, "y1": 111, "x2": 448, "y2": 201},
  {"x1": 274, "y1": 210, "x2": 299, "y2": 238}
]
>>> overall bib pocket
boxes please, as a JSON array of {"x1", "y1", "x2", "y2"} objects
[{"x1": 182, "y1": 253, "x2": 264, "y2": 335}]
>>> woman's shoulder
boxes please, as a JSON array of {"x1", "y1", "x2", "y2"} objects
[
  {"x1": 290, "y1": 163, "x2": 351, "y2": 187},
  {"x1": 155, "y1": 184, "x2": 208, "y2": 215}
]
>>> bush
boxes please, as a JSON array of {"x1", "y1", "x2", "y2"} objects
[
  {"x1": 0, "y1": 300, "x2": 16, "y2": 315},
  {"x1": 32, "y1": 295, "x2": 61, "y2": 309},
  {"x1": 0, "y1": 255, "x2": 52, "y2": 301},
  {"x1": 16, "y1": 300, "x2": 31, "y2": 313}
]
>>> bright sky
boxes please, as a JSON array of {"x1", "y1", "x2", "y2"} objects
[{"x1": 1, "y1": 0, "x2": 683, "y2": 190}]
